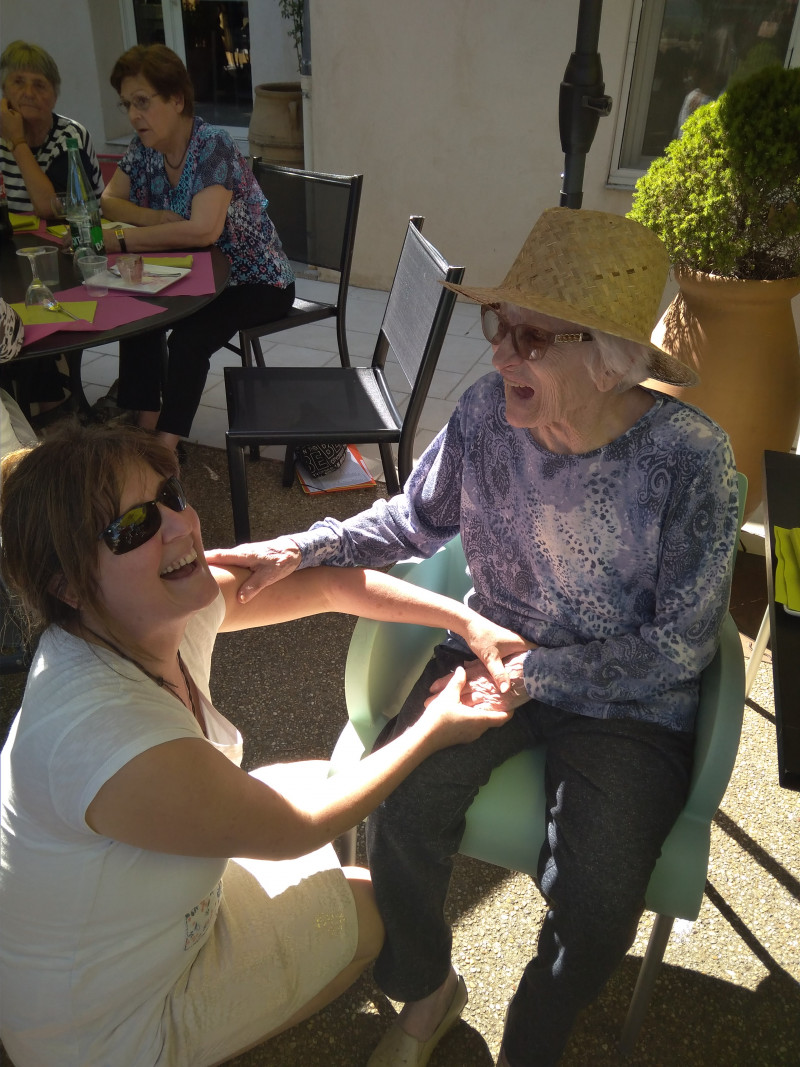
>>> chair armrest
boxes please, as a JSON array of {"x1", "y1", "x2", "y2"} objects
[{"x1": 685, "y1": 612, "x2": 746, "y2": 818}]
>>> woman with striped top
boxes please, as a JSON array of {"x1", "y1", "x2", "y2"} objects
[{"x1": 0, "y1": 40, "x2": 104, "y2": 424}]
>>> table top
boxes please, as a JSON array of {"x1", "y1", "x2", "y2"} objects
[
  {"x1": 1, "y1": 233, "x2": 230, "y2": 360},
  {"x1": 762, "y1": 449, "x2": 800, "y2": 791}
]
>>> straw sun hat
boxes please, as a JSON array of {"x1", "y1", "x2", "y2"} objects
[{"x1": 443, "y1": 207, "x2": 698, "y2": 387}]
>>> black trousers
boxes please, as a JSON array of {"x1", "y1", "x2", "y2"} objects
[
  {"x1": 367, "y1": 645, "x2": 694, "y2": 1067},
  {"x1": 117, "y1": 281, "x2": 295, "y2": 438},
  {"x1": 0, "y1": 357, "x2": 66, "y2": 406}
]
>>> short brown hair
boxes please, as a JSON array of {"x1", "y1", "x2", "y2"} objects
[
  {"x1": 110, "y1": 44, "x2": 194, "y2": 117},
  {"x1": 0, "y1": 40, "x2": 61, "y2": 96},
  {"x1": 1, "y1": 424, "x2": 178, "y2": 638}
]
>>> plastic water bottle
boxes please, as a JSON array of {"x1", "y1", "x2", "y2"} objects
[{"x1": 65, "y1": 137, "x2": 104, "y2": 255}]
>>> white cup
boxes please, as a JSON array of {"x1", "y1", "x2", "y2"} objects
[{"x1": 78, "y1": 255, "x2": 109, "y2": 297}]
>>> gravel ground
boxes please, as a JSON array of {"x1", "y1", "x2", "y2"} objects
[{"x1": 2, "y1": 442, "x2": 798, "y2": 1067}]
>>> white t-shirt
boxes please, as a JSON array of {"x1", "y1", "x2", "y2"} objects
[{"x1": 0, "y1": 595, "x2": 243, "y2": 1065}]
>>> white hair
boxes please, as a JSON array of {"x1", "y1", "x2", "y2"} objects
[{"x1": 584, "y1": 330, "x2": 654, "y2": 392}]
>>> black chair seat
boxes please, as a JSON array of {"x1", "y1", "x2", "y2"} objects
[{"x1": 226, "y1": 366, "x2": 402, "y2": 444}]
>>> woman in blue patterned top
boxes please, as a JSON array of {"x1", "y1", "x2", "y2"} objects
[
  {"x1": 209, "y1": 209, "x2": 740, "y2": 1067},
  {"x1": 101, "y1": 45, "x2": 295, "y2": 452}
]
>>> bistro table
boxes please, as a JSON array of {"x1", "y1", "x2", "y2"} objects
[{"x1": 1, "y1": 231, "x2": 230, "y2": 416}]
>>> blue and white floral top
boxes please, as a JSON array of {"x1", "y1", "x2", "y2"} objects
[
  {"x1": 294, "y1": 376, "x2": 740, "y2": 733},
  {"x1": 119, "y1": 117, "x2": 294, "y2": 288}
]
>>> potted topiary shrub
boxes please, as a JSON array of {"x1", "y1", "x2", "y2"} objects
[{"x1": 628, "y1": 64, "x2": 800, "y2": 510}]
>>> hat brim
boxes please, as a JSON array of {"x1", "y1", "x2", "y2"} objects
[{"x1": 442, "y1": 280, "x2": 699, "y2": 388}]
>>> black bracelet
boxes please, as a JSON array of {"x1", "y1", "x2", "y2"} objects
[{"x1": 114, "y1": 227, "x2": 128, "y2": 253}]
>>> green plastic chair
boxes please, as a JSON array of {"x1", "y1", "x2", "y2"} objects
[{"x1": 329, "y1": 474, "x2": 746, "y2": 1052}]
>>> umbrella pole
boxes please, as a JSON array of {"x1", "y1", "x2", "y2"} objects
[{"x1": 558, "y1": 0, "x2": 613, "y2": 208}]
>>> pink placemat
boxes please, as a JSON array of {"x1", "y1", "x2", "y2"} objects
[
  {"x1": 21, "y1": 293, "x2": 167, "y2": 346},
  {"x1": 107, "y1": 251, "x2": 217, "y2": 297}
]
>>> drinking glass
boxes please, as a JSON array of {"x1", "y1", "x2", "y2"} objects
[
  {"x1": 16, "y1": 247, "x2": 57, "y2": 307},
  {"x1": 50, "y1": 193, "x2": 67, "y2": 220},
  {"x1": 78, "y1": 254, "x2": 109, "y2": 297}
]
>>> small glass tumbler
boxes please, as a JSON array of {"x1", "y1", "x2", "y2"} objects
[
  {"x1": 117, "y1": 253, "x2": 144, "y2": 285},
  {"x1": 78, "y1": 255, "x2": 109, "y2": 297},
  {"x1": 33, "y1": 245, "x2": 61, "y2": 288}
]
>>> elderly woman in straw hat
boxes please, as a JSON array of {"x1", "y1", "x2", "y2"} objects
[{"x1": 209, "y1": 208, "x2": 739, "y2": 1066}]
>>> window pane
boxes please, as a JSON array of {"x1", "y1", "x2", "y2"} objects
[
  {"x1": 620, "y1": 0, "x2": 799, "y2": 171},
  {"x1": 182, "y1": 1, "x2": 252, "y2": 129}
]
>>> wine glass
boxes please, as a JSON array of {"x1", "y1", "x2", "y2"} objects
[
  {"x1": 50, "y1": 193, "x2": 67, "y2": 220},
  {"x1": 16, "y1": 247, "x2": 57, "y2": 307}
]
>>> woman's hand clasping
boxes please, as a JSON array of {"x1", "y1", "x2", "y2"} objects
[
  {"x1": 421, "y1": 666, "x2": 513, "y2": 749},
  {"x1": 427, "y1": 651, "x2": 530, "y2": 719},
  {"x1": 462, "y1": 617, "x2": 533, "y2": 695}
]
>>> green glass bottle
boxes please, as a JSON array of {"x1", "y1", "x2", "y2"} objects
[{"x1": 65, "y1": 137, "x2": 104, "y2": 255}]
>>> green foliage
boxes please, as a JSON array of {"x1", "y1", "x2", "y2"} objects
[
  {"x1": 628, "y1": 65, "x2": 800, "y2": 279},
  {"x1": 278, "y1": 0, "x2": 304, "y2": 74}
]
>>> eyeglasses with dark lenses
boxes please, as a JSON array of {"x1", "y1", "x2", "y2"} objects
[
  {"x1": 99, "y1": 476, "x2": 188, "y2": 555},
  {"x1": 480, "y1": 305, "x2": 593, "y2": 361}
]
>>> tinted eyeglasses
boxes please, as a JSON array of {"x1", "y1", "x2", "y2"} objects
[
  {"x1": 116, "y1": 92, "x2": 160, "y2": 114},
  {"x1": 481, "y1": 305, "x2": 593, "y2": 361},
  {"x1": 99, "y1": 476, "x2": 188, "y2": 555}
]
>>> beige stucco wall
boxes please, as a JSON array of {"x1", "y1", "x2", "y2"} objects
[{"x1": 307, "y1": 0, "x2": 638, "y2": 290}]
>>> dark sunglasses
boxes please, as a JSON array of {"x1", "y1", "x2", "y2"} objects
[
  {"x1": 98, "y1": 476, "x2": 188, "y2": 555},
  {"x1": 481, "y1": 305, "x2": 593, "y2": 361}
]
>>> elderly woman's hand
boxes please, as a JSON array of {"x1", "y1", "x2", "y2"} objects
[
  {"x1": 0, "y1": 98, "x2": 25, "y2": 146},
  {"x1": 427, "y1": 651, "x2": 530, "y2": 717},
  {"x1": 205, "y1": 536, "x2": 303, "y2": 600},
  {"x1": 461, "y1": 617, "x2": 533, "y2": 694}
]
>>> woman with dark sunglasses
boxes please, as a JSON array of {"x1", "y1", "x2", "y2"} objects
[{"x1": 0, "y1": 423, "x2": 528, "y2": 1067}]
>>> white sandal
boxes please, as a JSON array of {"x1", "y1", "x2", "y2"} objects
[{"x1": 367, "y1": 975, "x2": 468, "y2": 1066}]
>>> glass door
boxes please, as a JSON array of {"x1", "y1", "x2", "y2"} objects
[{"x1": 119, "y1": 0, "x2": 252, "y2": 133}]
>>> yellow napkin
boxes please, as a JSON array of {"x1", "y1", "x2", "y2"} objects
[
  {"x1": 142, "y1": 255, "x2": 193, "y2": 268},
  {"x1": 46, "y1": 223, "x2": 69, "y2": 238},
  {"x1": 10, "y1": 301, "x2": 97, "y2": 326},
  {"x1": 774, "y1": 527, "x2": 800, "y2": 612},
  {"x1": 10, "y1": 212, "x2": 39, "y2": 230}
]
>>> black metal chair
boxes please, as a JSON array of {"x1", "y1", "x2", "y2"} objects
[
  {"x1": 224, "y1": 160, "x2": 363, "y2": 367},
  {"x1": 223, "y1": 217, "x2": 465, "y2": 543}
]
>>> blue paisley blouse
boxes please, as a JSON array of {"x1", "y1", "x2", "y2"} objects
[
  {"x1": 293, "y1": 375, "x2": 740, "y2": 732},
  {"x1": 119, "y1": 117, "x2": 294, "y2": 288}
]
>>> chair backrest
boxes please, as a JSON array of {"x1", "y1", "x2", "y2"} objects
[
  {"x1": 97, "y1": 153, "x2": 123, "y2": 185},
  {"x1": 250, "y1": 159, "x2": 362, "y2": 284},
  {"x1": 372, "y1": 217, "x2": 465, "y2": 485}
]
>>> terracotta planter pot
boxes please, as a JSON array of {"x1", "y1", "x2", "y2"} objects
[
  {"x1": 248, "y1": 82, "x2": 304, "y2": 168},
  {"x1": 650, "y1": 268, "x2": 800, "y2": 514}
]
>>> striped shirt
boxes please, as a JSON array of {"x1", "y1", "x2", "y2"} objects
[{"x1": 0, "y1": 113, "x2": 103, "y2": 213}]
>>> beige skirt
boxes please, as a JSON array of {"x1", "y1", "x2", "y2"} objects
[{"x1": 159, "y1": 761, "x2": 359, "y2": 1066}]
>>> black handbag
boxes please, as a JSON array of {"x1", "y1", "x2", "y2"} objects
[{"x1": 296, "y1": 443, "x2": 348, "y2": 478}]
